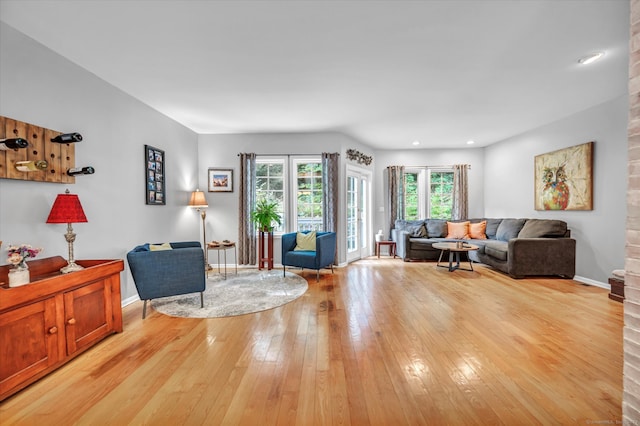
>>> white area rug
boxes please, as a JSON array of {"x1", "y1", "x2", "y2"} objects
[{"x1": 151, "y1": 269, "x2": 308, "y2": 318}]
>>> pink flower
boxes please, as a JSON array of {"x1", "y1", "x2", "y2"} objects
[
  {"x1": 7, "y1": 252, "x2": 22, "y2": 265},
  {"x1": 6, "y1": 244, "x2": 42, "y2": 266}
]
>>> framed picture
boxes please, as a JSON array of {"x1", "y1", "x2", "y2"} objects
[
  {"x1": 534, "y1": 141, "x2": 593, "y2": 211},
  {"x1": 208, "y1": 168, "x2": 233, "y2": 192},
  {"x1": 145, "y1": 145, "x2": 166, "y2": 205}
]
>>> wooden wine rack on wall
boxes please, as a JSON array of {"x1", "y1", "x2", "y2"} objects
[{"x1": 0, "y1": 116, "x2": 75, "y2": 183}]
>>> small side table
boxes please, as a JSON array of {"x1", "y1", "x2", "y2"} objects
[
  {"x1": 258, "y1": 231, "x2": 274, "y2": 270},
  {"x1": 376, "y1": 241, "x2": 397, "y2": 258},
  {"x1": 207, "y1": 242, "x2": 237, "y2": 279}
]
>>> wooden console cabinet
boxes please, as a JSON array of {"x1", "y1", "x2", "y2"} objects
[{"x1": 0, "y1": 256, "x2": 124, "y2": 401}]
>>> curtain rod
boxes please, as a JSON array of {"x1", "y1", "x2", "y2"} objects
[
  {"x1": 237, "y1": 153, "x2": 339, "y2": 157},
  {"x1": 400, "y1": 165, "x2": 471, "y2": 169}
]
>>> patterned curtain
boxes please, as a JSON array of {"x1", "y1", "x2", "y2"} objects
[
  {"x1": 386, "y1": 165, "x2": 404, "y2": 238},
  {"x1": 322, "y1": 152, "x2": 339, "y2": 265},
  {"x1": 452, "y1": 164, "x2": 469, "y2": 220},
  {"x1": 238, "y1": 153, "x2": 257, "y2": 265},
  {"x1": 321, "y1": 152, "x2": 339, "y2": 233}
]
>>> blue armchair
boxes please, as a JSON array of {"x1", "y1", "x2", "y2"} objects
[
  {"x1": 127, "y1": 241, "x2": 206, "y2": 318},
  {"x1": 282, "y1": 231, "x2": 337, "y2": 281}
]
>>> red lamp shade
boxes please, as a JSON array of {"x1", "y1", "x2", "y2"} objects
[{"x1": 46, "y1": 192, "x2": 88, "y2": 224}]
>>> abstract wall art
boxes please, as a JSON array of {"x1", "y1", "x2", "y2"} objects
[{"x1": 534, "y1": 141, "x2": 593, "y2": 211}]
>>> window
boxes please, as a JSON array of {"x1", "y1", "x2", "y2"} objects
[
  {"x1": 255, "y1": 156, "x2": 323, "y2": 233},
  {"x1": 293, "y1": 158, "x2": 323, "y2": 231},
  {"x1": 256, "y1": 159, "x2": 286, "y2": 232},
  {"x1": 429, "y1": 170, "x2": 454, "y2": 219},
  {"x1": 403, "y1": 168, "x2": 453, "y2": 220},
  {"x1": 404, "y1": 171, "x2": 421, "y2": 220}
]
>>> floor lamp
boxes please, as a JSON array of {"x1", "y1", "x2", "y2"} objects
[{"x1": 189, "y1": 189, "x2": 212, "y2": 271}]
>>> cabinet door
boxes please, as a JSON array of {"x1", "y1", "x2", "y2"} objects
[
  {"x1": 64, "y1": 279, "x2": 113, "y2": 354},
  {"x1": 0, "y1": 298, "x2": 62, "y2": 398}
]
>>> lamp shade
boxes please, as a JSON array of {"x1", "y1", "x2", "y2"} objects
[
  {"x1": 46, "y1": 191, "x2": 88, "y2": 224},
  {"x1": 188, "y1": 190, "x2": 208, "y2": 208}
]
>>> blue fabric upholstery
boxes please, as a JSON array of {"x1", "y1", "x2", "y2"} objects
[
  {"x1": 282, "y1": 231, "x2": 336, "y2": 281},
  {"x1": 127, "y1": 241, "x2": 206, "y2": 318}
]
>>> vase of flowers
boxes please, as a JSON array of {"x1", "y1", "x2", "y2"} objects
[{"x1": 7, "y1": 244, "x2": 42, "y2": 287}]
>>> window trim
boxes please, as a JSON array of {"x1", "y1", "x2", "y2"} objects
[
  {"x1": 290, "y1": 156, "x2": 322, "y2": 232},
  {"x1": 403, "y1": 167, "x2": 454, "y2": 220},
  {"x1": 255, "y1": 156, "x2": 287, "y2": 234},
  {"x1": 255, "y1": 155, "x2": 322, "y2": 234}
]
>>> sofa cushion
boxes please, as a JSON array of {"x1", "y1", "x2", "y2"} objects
[
  {"x1": 484, "y1": 218, "x2": 503, "y2": 239},
  {"x1": 467, "y1": 239, "x2": 488, "y2": 254},
  {"x1": 394, "y1": 219, "x2": 426, "y2": 237},
  {"x1": 484, "y1": 240, "x2": 508, "y2": 261},
  {"x1": 408, "y1": 238, "x2": 440, "y2": 251},
  {"x1": 496, "y1": 219, "x2": 527, "y2": 241},
  {"x1": 426, "y1": 219, "x2": 447, "y2": 238},
  {"x1": 446, "y1": 221, "x2": 470, "y2": 239},
  {"x1": 518, "y1": 219, "x2": 568, "y2": 238},
  {"x1": 469, "y1": 221, "x2": 487, "y2": 239}
]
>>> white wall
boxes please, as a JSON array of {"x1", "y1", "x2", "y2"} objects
[
  {"x1": 0, "y1": 23, "x2": 200, "y2": 300},
  {"x1": 372, "y1": 148, "x2": 486, "y2": 237},
  {"x1": 484, "y1": 96, "x2": 628, "y2": 284},
  {"x1": 197, "y1": 132, "x2": 374, "y2": 265},
  {"x1": 1, "y1": 20, "x2": 626, "y2": 292}
]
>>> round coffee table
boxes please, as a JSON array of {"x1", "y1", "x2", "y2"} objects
[{"x1": 432, "y1": 242, "x2": 479, "y2": 272}]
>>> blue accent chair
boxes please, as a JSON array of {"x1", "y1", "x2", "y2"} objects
[
  {"x1": 127, "y1": 241, "x2": 206, "y2": 318},
  {"x1": 282, "y1": 231, "x2": 337, "y2": 281}
]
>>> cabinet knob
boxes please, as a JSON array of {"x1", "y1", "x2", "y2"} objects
[
  {"x1": 48, "y1": 326, "x2": 58, "y2": 334},
  {"x1": 67, "y1": 318, "x2": 76, "y2": 325}
]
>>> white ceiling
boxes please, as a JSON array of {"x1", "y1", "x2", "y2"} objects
[{"x1": 0, "y1": 0, "x2": 630, "y2": 150}]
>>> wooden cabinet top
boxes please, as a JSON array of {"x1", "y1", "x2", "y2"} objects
[{"x1": 0, "y1": 256, "x2": 124, "y2": 312}]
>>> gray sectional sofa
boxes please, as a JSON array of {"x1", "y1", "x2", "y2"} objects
[{"x1": 391, "y1": 218, "x2": 576, "y2": 278}]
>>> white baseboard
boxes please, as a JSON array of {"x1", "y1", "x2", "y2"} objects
[
  {"x1": 121, "y1": 294, "x2": 139, "y2": 308},
  {"x1": 573, "y1": 275, "x2": 610, "y2": 290}
]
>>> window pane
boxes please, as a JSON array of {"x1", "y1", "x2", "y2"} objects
[
  {"x1": 256, "y1": 160, "x2": 286, "y2": 232},
  {"x1": 404, "y1": 172, "x2": 419, "y2": 220},
  {"x1": 429, "y1": 171, "x2": 454, "y2": 220},
  {"x1": 296, "y1": 161, "x2": 323, "y2": 231}
]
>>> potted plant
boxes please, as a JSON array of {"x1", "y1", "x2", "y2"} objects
[{"x1": 250, "y1": 198, "x2": 282, "y2": 232}]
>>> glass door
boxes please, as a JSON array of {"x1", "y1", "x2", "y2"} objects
[{"x1": 346, "y1": 167, "x2": 371, "y2": 263}]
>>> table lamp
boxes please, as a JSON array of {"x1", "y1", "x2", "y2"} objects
[
  {"x1": 46, "y1": 189, "x2": 88, "y2": 273},
  {"x1": 189, "y1": 189, "x2": 212, "y2": 271}
]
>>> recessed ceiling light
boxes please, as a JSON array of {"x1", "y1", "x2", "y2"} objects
[
  {"x1": 467, "y1": 140, "x2": 475, "y2": 145},
  {"x1": 412, "y1": 140, "x2": 420, "y2": 146},
  {"x1": 578, "y1": 52, "x2": 604, "y2": 65}
]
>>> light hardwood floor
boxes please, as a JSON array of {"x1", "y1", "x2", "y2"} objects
[{"x1": 0, "y1": 259, "x2": 623, "y2": 425}]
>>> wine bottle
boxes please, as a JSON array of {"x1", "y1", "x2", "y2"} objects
[
  {"x1": 0, "y1": 138, "x2": 28, "y2": 150},
  {"x1": 67, "y1": 166, "x2": 95, "y2": 176},
  {"x1": 51, "y1": 133, "x2": 83, "y2": 143},
  {"x1": 15, "y1": 160, "x2": 48, "y2": 172}
]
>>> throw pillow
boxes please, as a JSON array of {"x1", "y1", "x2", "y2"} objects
[
  {"x1": 150, "y1": 242, "x2": 173, "y2": 251},
  {"x1": 517, "y1": 219, "x2": 567, "y2": 238},
  {"x1": 495, "y1": 219, "x2": 527, "y2": 241},
  {"x1": 294, "y1": 231, "x2": 316, "y2": 251},
  {"x1": 427, "y1": 220, "x2": 447, "y2": 238},
  {"x1": 446, "y1": 221, "x2": 470, "y2": 239},
  {"x1": 409, "y1": 224, "x2": 427, "y2": 237},
  {"x1": 484, "y1": 218, "x2": 503, "y2": 239},
  {"x1": 469, "y1": 221, "x2": 487, "y2": 239}
]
